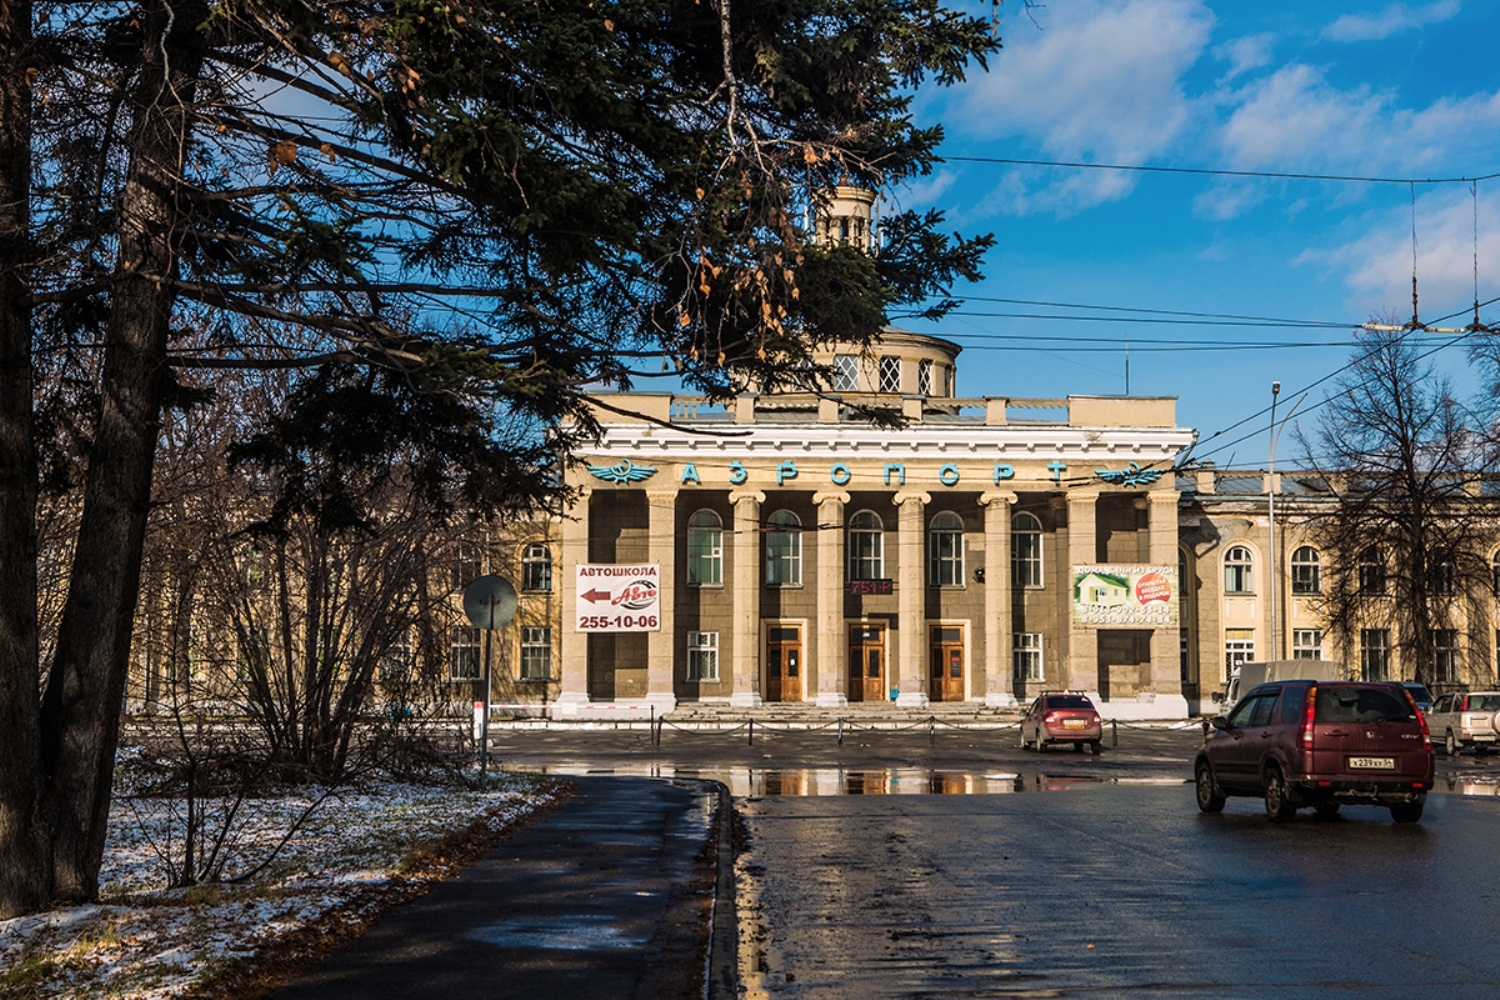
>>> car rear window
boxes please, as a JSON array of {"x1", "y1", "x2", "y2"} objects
[
  {"x1": 1314, "y1": 687, "x2": 1414, "y2": 724},
  {"x1": 1467, "y1": 694, "x2": 1500, "y2": 712},
  {"x1": 1047, "y1": 696, "x2": 1093, "y2": 709}
]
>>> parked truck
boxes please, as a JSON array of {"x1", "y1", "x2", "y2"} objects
[{"x1": 1215, "y1": 659, "x2": 1346, "y2": 711}]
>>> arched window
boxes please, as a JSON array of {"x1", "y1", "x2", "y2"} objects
[
  {"x1": 764, "y1": 510, "x2": 802, "y2": 586},
  {"x1": 687, "y1": 510, "x2": 723, "y2": 586},
  {"x1": 521, "y1": 542, "x2": 552, "y2": 592},
  {"x1": 928, "y1": 511, "x2": 965, "y2": 587},
  {"x1": 1012, "y1": 512, "x2": 1043, "y2": 588},
  {"x1": 1224, "y1": 545, "x2": 1254, "y2": 594},
  {"x1": 847, "y1": 511, "x2": 884, "y2": 581},
  {"x1": 1290, "y1": 546, "x2": 1321, "y2": 595}
]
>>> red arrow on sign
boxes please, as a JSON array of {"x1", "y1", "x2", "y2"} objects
[{"x1": 581, "y1": 587, "x2": 612, "y2": 603}]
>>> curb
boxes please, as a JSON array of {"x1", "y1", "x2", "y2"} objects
[{"x1": 706, "y1": 780, "x2": 738, "y2": 1000}]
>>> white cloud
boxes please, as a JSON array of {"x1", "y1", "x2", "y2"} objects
[
  {"x1": 1300, "y1": 188, "x2": 1500, "y2": 318},
  {"x1": 1213, "y1": 33, "x2": 1276, "y2": 84},
  {"x1": 950, "y1": 0, "x2": 1214, "y2": 212},
  {"x1": 1321, "y1": 0, "x2": 1462, "y2": 43}
]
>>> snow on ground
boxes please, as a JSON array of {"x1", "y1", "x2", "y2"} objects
[{"x1": 0, "y1": 773, "x2": 558, "y2": 998}]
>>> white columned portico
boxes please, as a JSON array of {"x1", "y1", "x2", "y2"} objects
[
  {"x1": 554, "y1": 487, "x2": 592, "y2": 716},
  {"x1": 980, "y1": 490, "x2": 1018, "y2": 708},
  {"x1": 894, "y1": 490, "x2": 931, "y2": 708},
  {"x1": 645, "y1": 489, "x2": 678, "y2": 715},
  {"x1": 1066, "y1": 490, "x2": 1101, "y2": 693},
  {"x1": 813, "y1": 490, "x2": 849, "y2": 708},
  {"x1": 730, "y1": 489, "x2": 765, "y2": 707}
]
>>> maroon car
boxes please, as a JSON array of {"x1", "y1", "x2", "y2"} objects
[
  {"x1": 1195, "y1": 680, "x2": 1434, "y2": 823},
  {"x1": 1020, "y1": 691, "x2": 1103, "y2": 753}
]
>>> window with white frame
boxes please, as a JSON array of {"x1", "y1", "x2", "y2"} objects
[
  {"x1": 764, "y1": 510, "x2": 802, "y2": 586},
  {"x1": 520, "y1": 626, "x2": 552, "y2": 680},
  {"x1": 1292, "y1": 629, "x2": 1323, "y2": 660},
  {"x1": 453, "y1": 542, "x2": 482, "y2": 592},
  {"x1": 1223, "y1": 545, "x2": 1254, "y2": 594},
  {"x1": 1225, "y1": 628, "x2": 1255, "y2": 673},
  {"x1": 832, "y1": 354, "x2": 858, "y2": 392},
  {"x1": 1431, "y1": 559, "x2": 1457, "y2": 597},
  {"x1": 928, "y1": 511, "x2": 965, "y2": 587},
  {"x1": 521, "y1": 542, "x2": 552, "y2": 592},
  {"x1": 848, "y1": 510, "x2": 884, "y2": 581},
  {"x1": 1492, "y1": 552, "x2": 1500, "y2": 593},
  {"x1": 379, "y1": 635, "x2": 412, "y2": 682},
  {"x1": 1013, "y1": 632, "x2": 1043, "y2": 681},
  {"x1": 1361, "y1": 628, "x2": 1391, "y2": 681},
  {"x1": 449, "y1": 626, "x2": 481, "y2": 680},
  {"x1": 878, "y1": 355, "x2": 901, "y2": 393},
  {"x1": 687, "y1": 509, "x2": 724, "y2": 586},
  {"x1": 918, "y1": 359, "x2": 933, "y2": 396},
  {"x1": 1290, "y1": 546, "x2": 1321, "y2": 595},
  {"x1": 240, "y1": 546, "x2": 269, "y2": 593},
  {"x1": 687, "y1": 631, "x2": 719, "y2": 681},
  {"x1": 1433, "y1": 629, "x2": 1459, "y2": 684},
  {"x1": 1012, "y1": 512, "x2": 1043, "y2": 588},
  {"x1": 1359, "y1": 547, "x2": 1388, "y2": 595}
]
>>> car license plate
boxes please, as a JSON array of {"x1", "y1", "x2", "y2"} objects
[
  {"x1": 1063, "y1": 720, "x2": 1085, "y2": 729},
  {"x1": 1348, "y1": 757, "x2": 1395, "y2": 769}
]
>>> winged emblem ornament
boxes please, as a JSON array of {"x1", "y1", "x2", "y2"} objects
[
  {"x1": 586, "y1": 459, "x2": 658, "y2": 484},
  {"x1": 1094, "y1": 462, "x2": 1164, "y2": 487}
]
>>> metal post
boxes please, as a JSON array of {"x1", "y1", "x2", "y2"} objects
[
  {"x1": 1269, "y1": 380, "x2": 1281, "y2": 661},
  {"x1": 748, "y1": 718, "x2": 754, "y2": 747},
  {"x1": 929, "y1": 716, "x2": 935, "y2": 747},
  {"x1": 1112, "y1": 718, "x2": 1118, "y2": 747},
  {"x1": 480, "y1": 615, "x2": 493, "y2": 787},
  {"x1": 838, "y1": 716, "x2": 844, "y2": 746}
]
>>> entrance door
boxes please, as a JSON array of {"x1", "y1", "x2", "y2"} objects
[
  {"x1": 766, "y1": 625, "x2": 803, "y2": 702},
  {"x1": 929, "y1": 625, "x2": 965, "y2": 702},
  {"x1": 848, "y1": 624, "x2": 886, "y2": 702}
]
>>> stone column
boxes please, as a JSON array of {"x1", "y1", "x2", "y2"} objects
[
  {"x1": 980, "y1": 491, "x2": 1018, "y2": 708},
  {"x1": 813, "y1": 490, "x2": 849, "y2": 708},
  {"x1": 645, "y1": 489, "x2": 678, "y2": 716},
  {"x1": 1148, "y1": 490, "x2": 1185, "y2": 710},
  {"x1": 555, "y1": 487, "x2": 592, "y2": 716},
  {"x1": 1066, "y1": 490, "x2": 1101, "y2": 694},
  {"x1": 730, "y1": 489, "x2": 765, "y2": 707},
  {"x1": 895, "y1": 490, "x2": 931, "y2": 708}
]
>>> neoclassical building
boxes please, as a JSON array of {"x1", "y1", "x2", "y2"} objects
[{"x1": 551, "y1": 327, "x2": 1196, "y2": 720}]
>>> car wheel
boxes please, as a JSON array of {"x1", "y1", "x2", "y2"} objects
[
  {"x1": 1314, "y1": 803, "x2": 1340, "y2": 819},
  {"x1": 1195, "y1": 762, "x2": 1226, "y2": 813},
  {"x1": 1390, "y1": 801, "x2": 1424, "y2": 824},
  {"x1": 1074, "y1": 742, "x2": 1084, "y2": 752},
  {"x1": 1445, "y1": 730, "x2": 1458, "y2": 756},
  {"x1": 1089, "y1": 740, "x2": 1102, "y2": 755},
  {"x1": 1263, "y1": 766, "x2": 1296, "y2": 823}
]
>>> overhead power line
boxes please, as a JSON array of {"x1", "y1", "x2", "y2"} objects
[{"x1": 944, "y1": 156, "x2": 1500, "y2": 187}]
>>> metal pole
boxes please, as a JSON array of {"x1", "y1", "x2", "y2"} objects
[
  {"x1": 1269, "y1": 381, "x2": 1281, "y2": 661},
  {"x1": 480, "y1": 610, "x2": 493, "y2": 786}
]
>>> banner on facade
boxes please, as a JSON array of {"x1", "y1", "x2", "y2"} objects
[
  {"x1": 1071, "y1": 564, "x2": 1179, "y2": 628},
  {"x1": 575, "y1": 563, "x2": 662, "y2": 632}
]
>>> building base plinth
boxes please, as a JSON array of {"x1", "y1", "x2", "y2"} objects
[
  {"x1": 984, "y1": 692, "x2": 1019, "y2": 709},
  {"x1": 894, "y1": 691, "x2": 930, "y2": 709},
  {"x1": 729, "y1": 691, "x2": 763, "y2": 708},
  {"x1": 815, "y1": 692, "x2": 849, "y2": 709}
]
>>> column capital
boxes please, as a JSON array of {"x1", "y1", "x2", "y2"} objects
[
  {"x1": 1067, "y1": 489, "x2": 1103, "y2": 506},
  {"x1": 893, "y1": 490, "x2": 932, "y2": 509},
  {"x1": 1147, "y1": 490, "x2": 1181, "y2": 506},
  {"x1": 729, "y1": 489, "x2": 767, "y2": 507},
  {"x1": 645, "y1": 488, "x2": 678, "y2": 504},
  {"x1": 979, "y1": 490, "x2": 1018, "y2": 508},
  {"x1": 813, "y1": 490, "x2": 851, "y2": 508}
]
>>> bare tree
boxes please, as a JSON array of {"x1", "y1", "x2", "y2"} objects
[{"x1": 1297, "y1": 326, "x2": 1494, "y2": 687}]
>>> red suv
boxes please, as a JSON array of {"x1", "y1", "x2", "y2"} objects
[
  {"x1": 1020, "y1": 691, "x2": 1103, "y2": 753},
  {"x1": 1195, "y1": 680, "x2": 1434, "y2": 823}
]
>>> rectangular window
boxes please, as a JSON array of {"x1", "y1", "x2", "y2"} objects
[
  {"x1": 918, "y1": 359, "x2": 933, "y2": 396},
  {"x1": 1225, "y1": 628, "x2": 1255, "y2": 674},
  {"x1": 1361, "y1": 628, "x2": 1391, "y2": 681},
  {"x1": 1433, "y1": 629, "x2": 1459, "y2": 684},
  {"x1": 520, "y1": 626, "x2": 552, "y2": 681},
  {"x1": 687, "y1": 631, "x2": 719, "y2": 682},
  {"x1": 453, "y1": 543, "x2": 482, "y2": 592},
  {"x1": 449, "y1": 626, "x2": 481, "y2": 681},
  {"x1": 1013, "y1": 633, "x2": 1043, "y2": 682},
  {"x1": 1180, "y1": 628, "x2": 1191, "y2": 684},
  {"x1": 379, "y1": 636, "x2": 412, "y2": 682},
  {"x1": 1292, "y1": 629, "x2": 1323, "y2": 660},
  {"x1": 878, "y1": 355, "x2": 902, "y2": 393},
  {"x1": 832, "y1": 354, "x2": 858, "y2": 392}
]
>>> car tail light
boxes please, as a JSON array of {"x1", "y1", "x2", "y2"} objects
[
  {"x1": 1300, "y1": 684, "x2": 1317, "y2": 750},
  {"x1": 1402, "y1": 686, "x2": 1432, "y2": 749},
  {"x1": 1044, "y1": 712, "x2": 1060, "y2": 726},
  {"x1": 1091, "y1": 713, "x2": 1101, "y2": 726},
  {"x1": 1461, "y1": 694, "x2": 1470, "y2": 711}
]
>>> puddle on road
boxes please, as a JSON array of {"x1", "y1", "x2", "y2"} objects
[{"x1": 505, "y1": 763, "x2": 1133, "y2": 796}]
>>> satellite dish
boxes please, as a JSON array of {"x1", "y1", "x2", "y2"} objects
[{"x1": 462, "y1": 575, "x2": 518, "y2": 630}]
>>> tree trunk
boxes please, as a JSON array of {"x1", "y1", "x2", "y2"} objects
[
  {"x1": 0, "y1": 0, "x2": 53, "y2": 920},
  {"x1": 38, "y1": 0, "x2": 208, "y2": 902}
]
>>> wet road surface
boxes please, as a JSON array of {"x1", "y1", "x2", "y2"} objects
[{"x1": 735, "y1": 784, "x2": 1500, "y2": 998}]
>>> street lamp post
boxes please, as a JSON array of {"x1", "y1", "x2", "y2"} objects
[{"x1": 1269, "y1": 381, "x2": 1281, "y2": 662}]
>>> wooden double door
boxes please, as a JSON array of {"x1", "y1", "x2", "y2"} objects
[
  {"x1": 766, "y1": 625, "x2": 803, "y2": 702},
  {"x1": 847, "y1": 624, "x2": 886, "y2": 702},
  {"x1": 929, "y1": 625, "x2": 965, "y2": 702}
]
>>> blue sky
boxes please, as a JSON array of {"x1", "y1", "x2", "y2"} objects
[{"x1": 896, "y1": 0, "x2": 1500, "y2": 469}]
